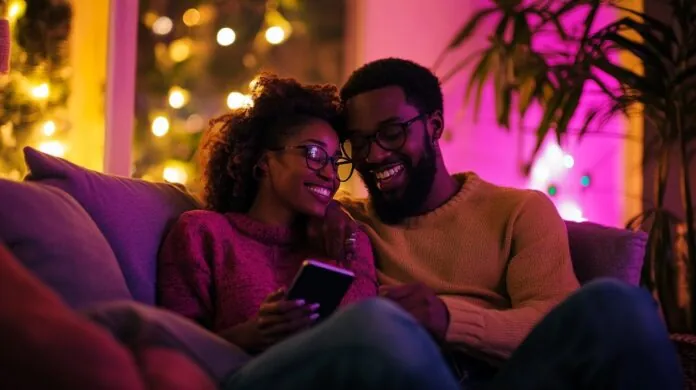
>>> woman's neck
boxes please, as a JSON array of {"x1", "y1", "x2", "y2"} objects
[{"x1": 246, "y1": 191, "x2": 296, "y2": 227}]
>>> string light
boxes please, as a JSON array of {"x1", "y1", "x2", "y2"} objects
[
  {"x1": 30, "y1": 83, "x2": 50, "y2": 100},
  {"x1": 558, "y1": 201, "x2": 586, "y2": 222},
  {"x1": 163, "y1": 165, "x2": 188, "y2": 184},
  {"x1": 226, "y1": 92, "x2": 252, "y2": 109},
  {"x1": 37, "y1": 140, "x2": 65, "y2": 157},
  {"x1": 581, "y1": 174, "x2": 591, "y2": 188},
  {"x1": 168, "y1": 87, "x2": 189, "y2": 109},
  {"x1": 217, "y1": 27, "x2": 236, "y2": 46},
  {"x1": 169, "y1": 39, "x2": 192, "y2": 62},
  {"x1": 8, "y1": 0, "x2": 26, "y2": 22},
  {"x1": 265, "y1": 26, "x2": 286, "y2": 44},
  {"x1": 151, "y1": 116, "x2": 170, "y2": 137},
  {"x1": 562, "y1": 154, "x2": 575, "y2": 168},
  {"x1": 182, "y1": 8, "x2": 201, "y2": 27},
  {"x1": 41, "y1": 120, "x2": 56, "y2": 136},
  {"x1": 152, "y1": 16, "x2": 173, "y2": 35}
]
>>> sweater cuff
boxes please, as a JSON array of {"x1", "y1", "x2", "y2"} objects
[{"x1": 440, "y1": 296, "x2": 485, "y2": 350}]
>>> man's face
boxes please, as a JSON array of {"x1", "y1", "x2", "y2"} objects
[{"x1": 343, "y1": 86, "x2": 438, "y2": 224}]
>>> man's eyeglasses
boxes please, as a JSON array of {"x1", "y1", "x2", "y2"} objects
[
  {"x1": 341, "y1": 113, "x2": 426, "y2": 161},
  {"x1": 269, "y1": 144, "x2": 355, "y2": 182}
]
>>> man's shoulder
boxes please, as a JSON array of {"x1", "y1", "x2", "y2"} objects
[
  {"x1": 335, "y1": 190, "x2": 372, "y2": 221},
  {"x1": 467, "y1": 173, "x2": 540, "y2": 204}
]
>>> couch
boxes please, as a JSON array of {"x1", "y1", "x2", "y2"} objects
[{"x1": 0, "y1": 147, "x2": 693, "y2": 388}]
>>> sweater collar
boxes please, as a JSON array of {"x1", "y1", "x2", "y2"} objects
[
  {"x1": 368, "y1": 172, "x2": 481, "y2": 228},
  {"x1": 225, "y1": 212, "x2": 295, "y2": 246}
]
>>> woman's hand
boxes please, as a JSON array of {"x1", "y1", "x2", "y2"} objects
[
  {"x1": 221, "y1": 288, "x2": 319, "y2": 353},
  {"x1": 307, "y1": 201, "x2": 360, "y2": 261}
]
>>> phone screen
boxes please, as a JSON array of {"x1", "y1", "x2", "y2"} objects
[{"x1": 286, "y1": 260, "x2": 355, "y2": 319}]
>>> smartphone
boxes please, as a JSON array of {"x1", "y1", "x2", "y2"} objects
[{"x1": 286, "y1": 260, "x2": 355, "y2": 320}]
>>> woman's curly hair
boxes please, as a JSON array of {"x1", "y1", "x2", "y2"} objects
[{"x1": 199, "y1": 73, "x2": 342, "y2": 213}]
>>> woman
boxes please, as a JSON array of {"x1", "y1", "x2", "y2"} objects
[{"x1": 158, "y1": 74, "x2": 377, "y2": 355}]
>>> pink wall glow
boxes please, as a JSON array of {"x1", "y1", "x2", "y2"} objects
[{"x1": 346, "y1": 0, "x2": 638, "y2": 228}]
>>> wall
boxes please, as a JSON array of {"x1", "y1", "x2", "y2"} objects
[{"x1": 343, "y1": 0, "x2": 643, "y2": 228}]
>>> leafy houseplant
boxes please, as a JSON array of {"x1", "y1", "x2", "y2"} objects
[{"x1": 436, "y1": 0, "x2": 696, "y2": 332}]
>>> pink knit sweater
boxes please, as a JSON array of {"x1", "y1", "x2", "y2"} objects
[{"x1": 157, "y1": 210, "x2": 377, "y2": 332}]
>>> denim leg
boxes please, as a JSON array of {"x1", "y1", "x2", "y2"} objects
[
  {"x1": 223, "y1": 297, "x2": 460, "y2": 390},
  {"x1": 489, "y1": 278, "x2": 683, "y2": 390}
]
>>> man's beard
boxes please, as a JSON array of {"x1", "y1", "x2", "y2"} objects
[{"x1": 358, "y1": 134, "x2": 437, "y2": 224}]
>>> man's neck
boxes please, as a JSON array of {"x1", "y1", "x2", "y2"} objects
[{"x1": 418, "y1": 162, "x2": 460, "y2": 214}]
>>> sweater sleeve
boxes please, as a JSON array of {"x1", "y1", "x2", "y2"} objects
[
  {"x1": 341, "y1": 229, "x2": 378, "y2": 305},
  {"x1": 441, "y1": 191, "x2": 580, "y2": 360},
  {"x1": 157, "y1": 213, "x2": 217, "y2": 328}
]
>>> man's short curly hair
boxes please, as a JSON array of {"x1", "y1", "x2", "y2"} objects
[
  {"x1": 340, "y1": 57, "x2": 443, "y2": 115},
  {"x1": 199, "y1": 73, "x2": 342, "y2": 213}
]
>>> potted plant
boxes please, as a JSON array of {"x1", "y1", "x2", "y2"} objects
[{"x1": 435, "y1": 0, "x2": 696, "y2": 333}]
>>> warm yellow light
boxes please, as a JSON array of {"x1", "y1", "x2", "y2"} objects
[
  {"x1": 182, "y1": 8, "x2": 201, "y2": 26},
  {"x1": 249, "y1": 78, "x2": 259, "y2": 90},
  {"x1": 152, "y1": 16, "x2": 173, "y2": 35},
  {"x1": 168, "y1": 87, "x2": 189, "y2": 109},
  {"x1": 265, "y1": 26, "x2": 286, "y2": 45},
  {"x1": 143, "y1": 11, "x2": 159, "y2": 27},
  {"x1": 169, "y1": 39, "x2": 191, "y2": 62},
  {"x1": 163, "y1": 165, "x2": 188, "y2": 185},
  {"x1": 216, "y1": 27, "x2": 236, "y2": 46},
  {"x1": 226, "y1": 92, "x2": 252, "y2": 110},
  {"x1": 8, "y1": 0, "x2": 26, "y2": 22},
  {"x1": 185, "y1": 114, "x2": 205, "y2": 132},
  {"x1": 31, "y1": 83, "x2": 50, "y2": 99},
  {"x1": 151, "y1": 116, "x2": 170, "y2": 137},
  {"x1": 42, "y1": 120, "x2": 56, "y2": 136},
  {"x1": 38, "y1": 141, "x2": 65, "y2": 157}
]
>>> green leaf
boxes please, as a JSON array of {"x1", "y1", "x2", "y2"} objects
[
  {"x1": 674, "y1": 66, "x2": 696, "y2": 88},
  {"x1": 465, "y1": 48, "x2": 497, "y2": 122},
  {"x1": 446, "y1": 8, "x2": 498, "y2": 49},
  {"x1": 512, "y1": 13, "x2": 532, "y2": 45},
  {"x1": 531, "y1": 87, "x2": 564, "y2": 160},
  {"x1": 601, "y1": 30, "x2": 668, "y2": 75},
  {"x1": 592, "y1": 56, "x2": 663, "y2": 96},
  {"x1": 611, "y1": 5, "x2": 678, "y2": 45},
  {"x1": 518, "y1": 76, "x2": 536, "y2": 116},
  {"x1": 577, "y1": 108, "x2": 601, "y2": 138},
  {"x1": 555, "y1": 84, "x2": 584, "y2": 136}
]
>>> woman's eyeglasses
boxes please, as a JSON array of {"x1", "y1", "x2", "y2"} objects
[
  {"x1": 270, "y1": 144, "x2": 355, "y2": 182},
  {"x1": 341, "y1": 113, "x2": 426, "y2": 161}
]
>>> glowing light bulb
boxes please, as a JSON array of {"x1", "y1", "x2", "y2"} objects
[
  {"x1": 558, "y1": 201, "x2": 586, "y2": 222},
  {"x1": 562, "y1": 154, "x2": 575, "y2": 169},
  {"x1": 265, "y1": 26, "x2": 286, "y2": 44},
  {"x1": 169, "y1": 39, "x2": 191, "y2": 62},
  {"x1": 182, "y1": 8, "x2": 201, "y2": 26},
  {"x1": 580, "y1": 174, "x2": 591, "y2": 187},
  {"x1": 8, "y1": 0, "x2": 26, "y2": 21},
  {"x1": 31, "y1": 83, "x2": 50, "y2": 99},
  {"x1": 42, "y1": 120, "x2": 56, "y2": 136},
  {"x1": 217, "y1": 27, "x2": 236, "y2": 46},
  {"x1": 151, "y1": 116, "x2": 170, "y2": 137},
  {"x1": 38, "y1": 140, "x2": 65, "y2": 157},
  {"x1": 152, "y1": 16, "x2": 173, "y2": 35},
  {"x1": 163, "y1": 165, "x2": 188, "y2": 184},
  {"x1": 168, "y1": 87, "x2": 188, "y2": 109},
  {"x1": 226, "y1": 92, "x2": 252, "y2": 109}
]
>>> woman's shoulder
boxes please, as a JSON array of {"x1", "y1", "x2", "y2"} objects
[{"x1": 173, "y1": 209, "x2": 233, "y2": 234}]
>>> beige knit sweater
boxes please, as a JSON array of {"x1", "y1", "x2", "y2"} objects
[{"x1": 338, "y1": 172, "x2": 580, "y2": 361}]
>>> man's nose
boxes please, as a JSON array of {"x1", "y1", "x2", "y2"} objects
[{"x1": 366, "y1": 142, "x2": 391, "y2": 164}]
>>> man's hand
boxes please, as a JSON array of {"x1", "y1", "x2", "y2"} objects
[
  {"x1": 307, "y1": 200, "x2": 359, "y2": 260},
  {"x1": 379, "y1": 283, "x2": 450, "y2": 342}
]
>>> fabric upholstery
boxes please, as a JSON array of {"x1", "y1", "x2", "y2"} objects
[
  {"x1": 24, "y1": 147, "x2": 200, "y2": 304},
  {"x1": 0, "y1": 178, "x2": 131, "y2": 308},
  {"x1": 566, "y1": 221, "x2": 647, "y2": 286}
]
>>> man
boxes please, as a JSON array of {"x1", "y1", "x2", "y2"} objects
[{"x1": 320, "y1": 57, "x2": 683, "y2": 388}]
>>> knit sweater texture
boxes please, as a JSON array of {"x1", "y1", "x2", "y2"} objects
[
  {"x1": 338, "y1": 172, "x2": 580, "y2": 361},
  {"x1": 157, "y1": 211, "x2": 378, "y2": 333}
]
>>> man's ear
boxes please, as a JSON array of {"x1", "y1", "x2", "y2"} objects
[
  {"x1": 429, "y1": 110, "x2": 444, "y2": 141},
  {"x1": 256, "y1": 153, "x2": 270, "y2": 171}
]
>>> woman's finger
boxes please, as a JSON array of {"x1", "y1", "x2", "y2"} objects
[
  {"x1": 263, "y1": 312, "x2": 320, "y2": 337},
  {"x1": 262, "y1": 287, "x2": 286, "y2": 304},
  {"x1": 259, "y1": 299, "x2": 306, "y2": 316}
]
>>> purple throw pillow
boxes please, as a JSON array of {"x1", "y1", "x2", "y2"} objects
[
  {"x1": 566, "y1": 220, "x2": 647, "y2": 286},
  {"x1": 23, "y1": 147, "x2": 200, "y2": 305},
  {"x1": 0, "y1": 179, "x2": 132, "y2": 308}
]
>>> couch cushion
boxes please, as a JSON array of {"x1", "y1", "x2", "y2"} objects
[
  {"x1": 24, "y1": 147, "x2": 200, "y2": 305},
  {"x1": 82, "y1": 301, "x2": 251, "y2": 385},
  {"x1": 566, "y1": 221, "x2": 647, "y2": 286},
  {"x1": 0, "y1": 179, "x2": 131, "y2": 308},
  {"x1": 0, "y1": 244, "x2": 143, "y2": 390}
]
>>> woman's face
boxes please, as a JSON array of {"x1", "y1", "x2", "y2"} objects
[{"x1": 263, "y1": 118, "x2": 343, "y2": 218}]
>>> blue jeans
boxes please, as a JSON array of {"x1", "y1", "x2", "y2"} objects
[
  {"x1": 224, "y1": 280, "x2": 683, "y2": 390},
  {"x1": 223, "y1": 297, "x2": 461, "y2": 390}
]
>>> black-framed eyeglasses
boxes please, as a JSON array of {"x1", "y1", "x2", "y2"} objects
[
  {"x1": 269, "y1": 144, "x2": 355, "y2": 182},
  {"x1": 341, "y1": 113, "x2": 426, "y2": 161}
]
